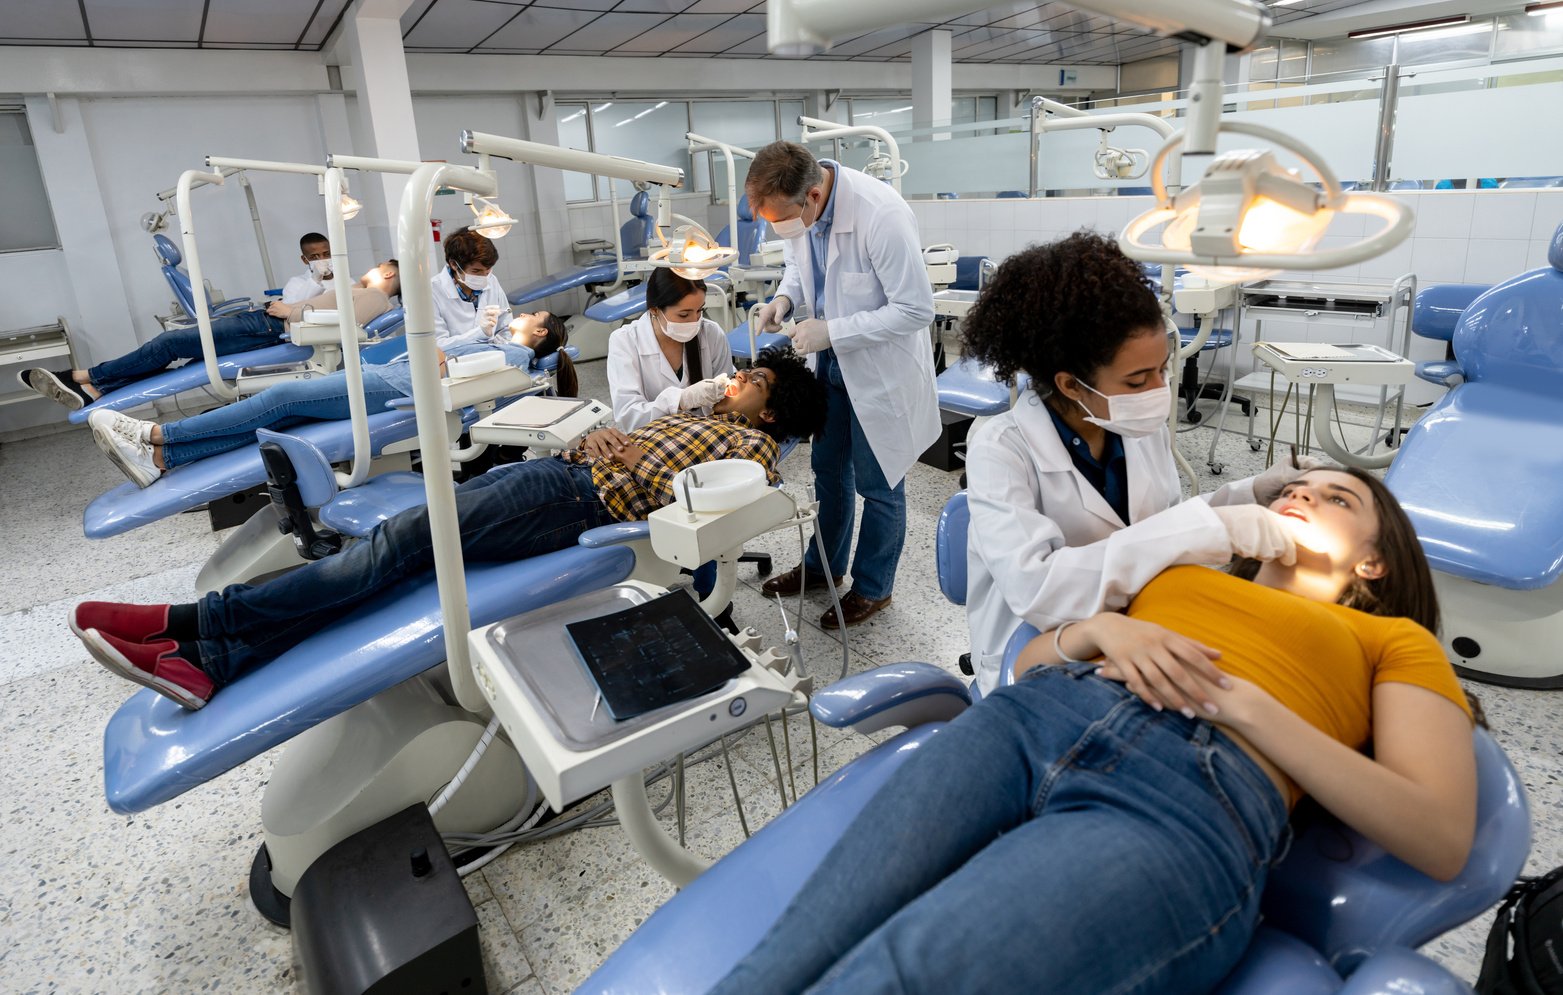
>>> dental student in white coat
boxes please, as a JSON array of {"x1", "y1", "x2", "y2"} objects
[
  {"x1": 431, "y1": 227, "x2": 513, "y2": 350},
  {"x1": 746, "y1": 141, "x2": 938, "y2": 629},
  {"x1": 961, "y1": 233, "x2": 1324, "y2": 696},
  {"x1": 606, "y1": 267, "x2": 735, "y2": 431}
]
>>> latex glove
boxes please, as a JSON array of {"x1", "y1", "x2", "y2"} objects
[
  {"x1": 479, "y1": 306, "x2": 506, "y2": 336},
  {"x1": 1212, "y1": 505, "x2": 1297, "y2": 565},
  {"x1": 1252, "y1": 454, "x2": 1332, "y2": 504},
  {"x1": 787, "y1": 318, "x2": 831, "y2": 355},
  {"x1": 679, "y1": 377, "x2": 728, "y2": 411},
  {"x1": 752, "y1": 296, "x2": 792, "y2": 333}
]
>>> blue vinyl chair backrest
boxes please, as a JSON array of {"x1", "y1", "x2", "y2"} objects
[
  {"x1": 153, "y1": 234, "x2": 201, "y2": 318},
  {"x1": 621, "y1": 190, "x2": 655, "y2": 258},
  {"x1": 935, "y1": 491, "x2": 969, "y2": 605},
  {"x1": 951, "y1": 256, "x2": 990, "y2": 292},
  {"x1": 1411, "y1": 284, "x2": 1492, "y2": 343},
  {"x1": 1448, "y1": 221, "x2": 1563, "y2": 394},
  {"x1": 363, "y1": 306, "x2": 406, "y2": 340}
]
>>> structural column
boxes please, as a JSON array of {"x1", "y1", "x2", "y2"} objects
[
  {"x1": 341, "y1": 0, "x2": 421, "y2": 259},
  {"x1": 912, "y1": 29, "x2": 953, "y2": 142}
]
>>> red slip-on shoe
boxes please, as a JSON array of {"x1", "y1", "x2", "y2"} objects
[
  {"x1": 70, "y1": 602, "x2": 177, "y2": 644},
  {"x1": 82, "y1": 630, "x2": 214, "y2": 710}
]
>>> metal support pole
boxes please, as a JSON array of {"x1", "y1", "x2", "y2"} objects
[
  {"x1": 176, "y1": 169, "x2": 239, "y2": 402},
  {"x1": 397, "y1": 161, "x2": 500, "y2": 714},
  {"x1": 1370, "y1": 64, "x2": 1401, "y2": 193},
  {"x1": 235, "y1": 172, "x2": 276, "y2": 290},
  {"x1": 324, "y1": 166, "x2": 373, "y2": 489}
]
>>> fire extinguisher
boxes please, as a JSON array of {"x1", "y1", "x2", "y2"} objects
[{"x1": 431, "y1": 218, "x2": 443, "y2": 243}]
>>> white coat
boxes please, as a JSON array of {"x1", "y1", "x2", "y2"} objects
[
  {"x1": 773, "y1": 164, "x2": 938, "y2": 487},
  {"x1": 431, "y1": 268, "x2": 511, "y2": 350},
  {"x1": 606, "y1": 313, "x2": 735, "y2": 431},
  {"x1": 965, "y1": 392, "x2": 1258, "y2": 695},
  {"x1": 281, "y1": 270, "x2": 326, "y2": 304}
]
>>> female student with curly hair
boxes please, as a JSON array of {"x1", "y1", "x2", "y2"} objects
[{"x1": 960, "y1": 231, "x2": 1326, "y2": 695}]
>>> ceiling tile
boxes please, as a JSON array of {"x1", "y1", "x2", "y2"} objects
[
  {"x1": 0, "y1": 0, "x2": 88, "y2": 40},
  {"x1": 402, "y1": 0, "x2": 518, "y2": 49},
  {"x1": 825, "y1": 24, "x2": 933, "y2": 57},
  {"x1": 541, "y1": 12, "x2": 671, "y2": 52},
  {"x1": 83, "y1": 0, "x2": 202, "y2": 42},
  {"x1": 611, "y1": 0, "x2": 693, "y2": 12},
  {"x1": 478, "y1": 7, "x2": 604, "y2": 51},
  {"x1": 400, "y1": 0, "x2": 440, "y2": 32},
  {"x1": 685, "y1": 0, "x2": 757, "y2": 12},
  {"x1": 612, "y1": 13, "x2": 733, "y2": 52},
  {"x1": 670, "y1": 13, "x2": 764, "y2": 52},
  {"x1": 96, "y1": 39, "x2": 201, "y2": 47},
  {"x1": 304, "y1": 0, "x2": 355, "y2": 45},
  {"x1": 204, "y1": 0, "x2": 319, "y2": 44},
  {"x1": 945, "y1": 2, "x2": 1043, "y2": 28},
  {"x1": 0, "y1": 37, "x2": 90, "y2": 46},
  {"x1": 717, "y1": 31, "x2": 772, "y2": 55},
  {"x1": 526, "y1": 0, "x2": 622, "y2": 11}
]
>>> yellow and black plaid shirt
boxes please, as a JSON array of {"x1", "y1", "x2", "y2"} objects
[{"x1": 560, "y1": 412, "x2": 782, "y2": 522}]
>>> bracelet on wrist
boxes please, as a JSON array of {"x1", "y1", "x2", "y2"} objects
[{"x1": 1053, "y1": 620, "x2": 1088, "y2": 666}]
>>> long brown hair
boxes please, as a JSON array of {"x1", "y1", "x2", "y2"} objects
[
  {"x1": 1230, "y1": 467, "x2": 1440, "y2": 634},
  {"x1": 536, "y1": 313, "x2": 579, "y2": 398}
]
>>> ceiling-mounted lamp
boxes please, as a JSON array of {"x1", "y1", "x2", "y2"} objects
[
  {"x1": 1347, "y1": 15, "x2": 1469, "y2": 38},
  {"x1": 1120, "y1": 122, "x2": 1413, "y2": 282},
  {"x1": 470, "y1": 195, "x2": 517, "y2": 239},
  {"x1": 651, "y1": 222, "x2": 738, "y2": 279},
  {"x1": 339, "y1": 191, "x2": 363, "y2": 221}
]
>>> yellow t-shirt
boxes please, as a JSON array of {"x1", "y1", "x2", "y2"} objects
[{"x1": 1126, "y1": 566, "x2": 1470, "y2": 750}]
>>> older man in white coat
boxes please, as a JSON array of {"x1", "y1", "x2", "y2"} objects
[{"x1": 746, "y1": 141, "x2": 938, "y2": 628}]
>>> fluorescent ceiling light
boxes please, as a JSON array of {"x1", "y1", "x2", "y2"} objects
[
  {"x1": 560, "y1": 110, "x2": 585, "y2": 124},
  {"x1": 1525, "y1": 0, "x2": 1563, "y2": 13},
  {"x1": 1348, "y1": 15, "x2": 1468, "y2": 38},
  {"x1": 593, "y1": 102, "x2": 613, "y2": 112}
]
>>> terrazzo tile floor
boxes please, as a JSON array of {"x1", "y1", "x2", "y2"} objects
[{"x1": 0, "y1": 360, "x2": 1556, "y2": 993}]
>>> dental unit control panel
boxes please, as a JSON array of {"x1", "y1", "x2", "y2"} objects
[{"x1": 471, "y1": 395, "x2": 613, "y2": 451}]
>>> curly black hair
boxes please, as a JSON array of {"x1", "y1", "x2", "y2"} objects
[
  {"x1": 754, "y1": 345, "x2": 828, "y2": 442},
  {"x1": 959, "y1": 231, "x2": 1164, "y2": 394}
]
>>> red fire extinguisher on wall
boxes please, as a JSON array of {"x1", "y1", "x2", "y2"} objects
[{"x1": 431, "y1": 218, "x2": 443, "y2": 244}]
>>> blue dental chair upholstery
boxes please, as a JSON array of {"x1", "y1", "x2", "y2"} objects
[
  {"x1": 935, "y1": 356, "x2": 1028, "y2": 418},
  {"x1": 102, "y1": 542, "x2": 635, "y2": 814},
  {"x1": 68, "y1": 307, "x2": 408, "y2": 424},
  {"x1": 507, "y1": 195, "x2": 664, "y2": 308},
  {"x1": 1409, "y1": 284, "x2": 1492, "y2": 388},
  {"x1": 620, "y1": 190, "x2": 655, "y2": 258},
  {"x1": 153, "y1": 233, "x2": 254, "y2": 322},
  {"x1": 1385, "y1": 222, "x2": 1563, "y2": 590}
]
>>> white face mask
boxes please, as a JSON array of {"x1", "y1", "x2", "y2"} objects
[
  {"x1": 310, "y1": 259, "x2": 333, "y2": 281},
  {"x1": 770, "y1": 215, "x2": 808, "y2": 239},
  {"x1": 460, "y1": 270, "x2": 488, "y2": 291},
  {"x1": 1072, "y1": 379, "x2": 1171, "y2": 438},
  {"x1": 659, "y1": 314, "x2": 702, "y2": 343}
]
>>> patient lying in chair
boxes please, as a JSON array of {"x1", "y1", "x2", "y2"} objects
[
  {"x1": 86, "y1": 299, "x2": 572, "y2": 489},
  {"x1": 21, "y1": 261, "x2": 401, "y2": 410},
  {"x1": 708, "y1": 468, "x2": 1478, "y2": 995},
  {"x1": 71, "y1": 348, "x2": 826, "y2": 711}
]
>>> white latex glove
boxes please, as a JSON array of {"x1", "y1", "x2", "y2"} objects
[
  {"x1": 679, "y1": 377, "x2": 728, "y2": 411},
  {"x1": 752, "y1": 296, "x2": 792, "y2": 333},
  {"x1": 1212, "y1": 505, "x2": 1298, "y2": 565},
  {"x1": 787, "y1": 318, "x2": 831, "y2": 355},
  {"x1": 1252, "y1": 454, "x2": 1332, "y2": 504},
  {"x1": 479, "y1": 307, "x2": 506, "y2": 336}
]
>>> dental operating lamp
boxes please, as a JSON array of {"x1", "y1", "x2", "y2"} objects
[
  {"x1": 770, "y1": 0, "x2": 1413, "y2": 280},
  {"x1": 687, "y1": 132, "x2": 756, "y2": 263},
  {"x1": 205, "y1": 155, "x2": 380, "y2": 491},
  {"x1": 798, "y1": 116, "x2": 905, "y2": 194}
]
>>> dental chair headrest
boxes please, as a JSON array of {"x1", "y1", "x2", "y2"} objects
[
  {"x1": 629, "y1": 191, "x2": 651, "y2": 218},
  {"x1": 1550, "y1": 220, "x2": 1563, "y2": 272},
  {"x1": 153, "y1": 233, "x2": 182, "y2": 267},
  {"x1": 737, "y1": 194, "x2": 754, "y2": 223}
]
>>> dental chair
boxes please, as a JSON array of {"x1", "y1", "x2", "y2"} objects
[
  {"x1": 152, "y1": 232, "x2": 255, "y2": 326},
  {"x1": 1384, "y1": 220, "x2": 1563, "y2": 687},
  {"x1": 507, "y1": 192, "x2": 659, "y2": 310},
  {"x1": 67, "y1": 307, "x2": 407, "y2": 424},
  {"x1": 582, "y1": 498, "x2": 1531, "y2": 993}
]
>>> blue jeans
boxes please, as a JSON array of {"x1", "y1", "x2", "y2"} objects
[
  {"x1": 194, "y1": 458, "x2": 615, "y2": 685},
  {"x1": 802, "y1": 349, "x2": 906, "y2": 600},
  {"x1": 159, "y1": 368, "x2": 403, "y2": 468},
  {"x1": 88, "y1": 310, "x2": 282, "y2": 394},
  {"x1": 710, "y1": 664, "x2": 1290, "y2": 995}
]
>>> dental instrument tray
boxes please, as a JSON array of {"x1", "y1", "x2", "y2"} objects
[
  {"x1": 470, "y1": 582, "x2": 802, "y2": 810},
  {"x1": 565, "y1": 589, "x2": 750, "y2": 722},
  {"x1": 470, "y1": 395, "x2": 611, "y2": 450},
  {"x1": 299, "y1": 309, "x2": 340, "y2": 325}
]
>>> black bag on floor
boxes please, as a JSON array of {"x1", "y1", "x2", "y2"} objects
[{"x1": 1477, "y1": 864, "x2": 1563, "y2": 994}]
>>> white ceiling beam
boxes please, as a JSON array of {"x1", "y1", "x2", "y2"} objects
[
  {"x1": 394, "y1": 53, "x2": 1117, "y2": 93},
  {"x1": 0, "y1": 47, "x2": 330, "y2": 95},
  {"x1": 1272, "y1": 0, "x2": 1524, "y2": 40}
]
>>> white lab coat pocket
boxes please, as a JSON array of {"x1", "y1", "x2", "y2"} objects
[{"x1": 836, "y1": 270, "x2": 881, "y2": 315}]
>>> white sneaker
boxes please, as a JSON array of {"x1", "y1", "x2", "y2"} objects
[
  {"x1": 96, "y1": 409, "x2": 155, "y2": 444},
  {"x1": 89, "y1": 409, "x2": 162, "y2": 488}
]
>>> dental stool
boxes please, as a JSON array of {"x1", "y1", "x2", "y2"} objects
[
  {"x1": 581, "y1": 637, "x2": 1529, "y2": 994},
  {"x1": 1385, "y1": 221, "x2": 1563, "y2": 687}
]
